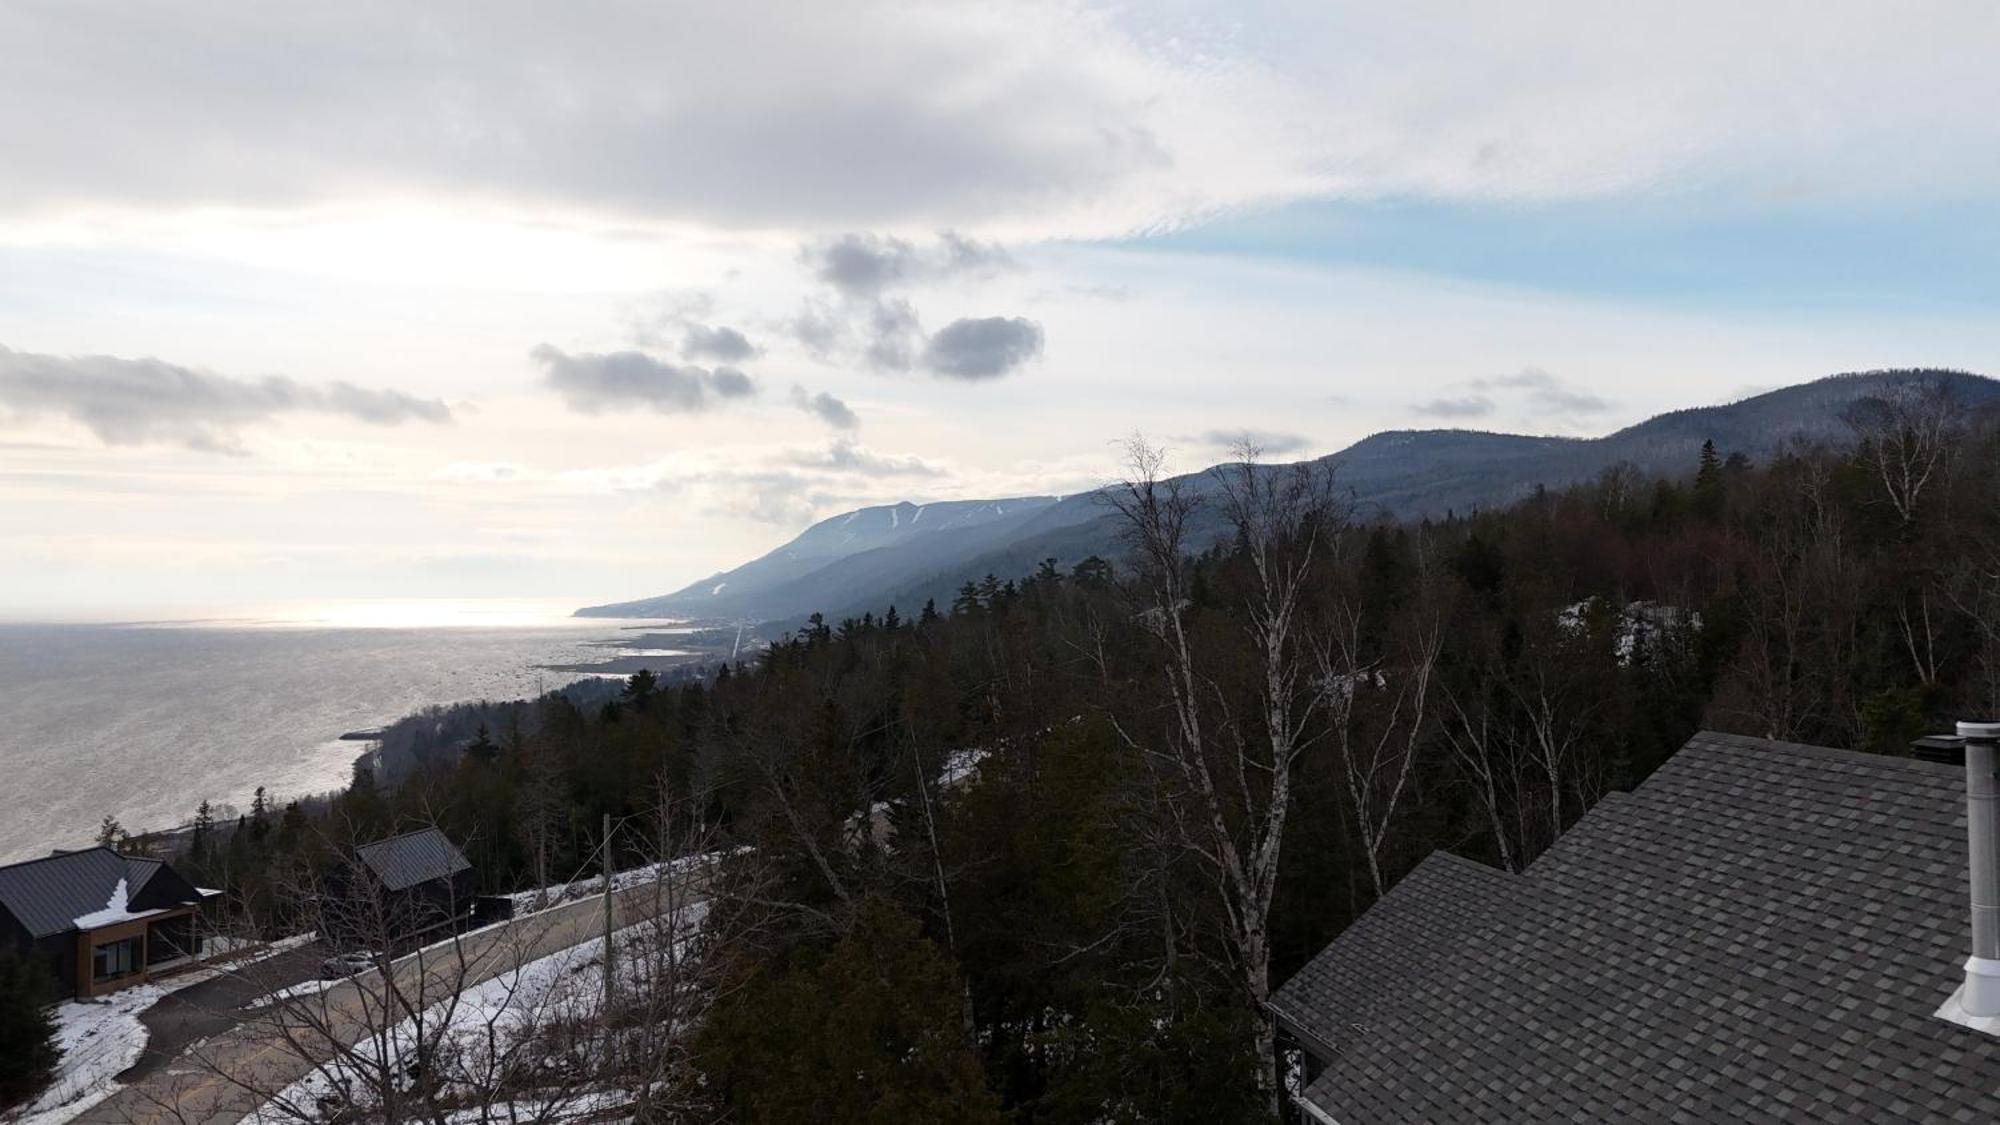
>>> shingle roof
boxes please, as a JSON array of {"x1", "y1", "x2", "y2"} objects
[
  {"x1": 1271, "y1": 731, "x2": 2000, "y2": 1124},
  {"x1": 355, "y1": 827, "x2": 471, "y2": 892},
  {"x1": 0, "y1": 847, "x2": 198, "y2": 938}
]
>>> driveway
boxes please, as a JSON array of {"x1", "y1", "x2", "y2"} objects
[
  {"x1": 77, "y1": 881, "x2": 684, "y2": 1124},
  {"x1": 118, "y1": 942, "x2": 326, "y2": 1084}
]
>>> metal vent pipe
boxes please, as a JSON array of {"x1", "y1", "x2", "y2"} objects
[{"x1": 1960, "y1": 721, "x2": 2000, "y2": 1017}]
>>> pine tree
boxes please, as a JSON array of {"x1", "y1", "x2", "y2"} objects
[
  {"x1": 1693, "y1": 438, "x2": 1724, "y2": 518},
  {"x1": 189, "y1": 800, "x2": 216, "y2": 871},
  {"x1": 94, "y1": 814, "x2": 123, "y2": 849},
  {"x1": 249, "y1": 787, "x2": 271, "y2": 843},
  {"x1": 919, "y1": 598, "x2": 940, "y2": 625},
  {"x1": 0, "y1": 949, "x2": 59, "y2": 1110}
]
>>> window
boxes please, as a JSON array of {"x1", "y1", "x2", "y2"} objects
[{"x1": 92, "y1": 937, "x2": 139, "y2": 981}]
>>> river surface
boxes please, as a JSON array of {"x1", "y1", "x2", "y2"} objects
[{"x1": 0, "y1": 604, "x2": 683, "y2": 862}]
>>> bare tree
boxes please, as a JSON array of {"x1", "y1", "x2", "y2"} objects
[
  {"x1": 1320, "y1": 544, "x2": 1443, "y2": 897},
  {"x1": 113, "y1": 813, "x2": 713, "y2": 1124},
  {"x1": 1101, "y1": 438, "x2": 1340, "y2": 1114},
  {"x1": 1847, "y1": 378, "x2": 1960, "y2": 525},
  {"x1": 1438, "y1": 664, "x2": 1524, "y2": 876}
]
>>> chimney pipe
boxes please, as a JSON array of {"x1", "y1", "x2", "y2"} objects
[{"x1": 1960, "y1": 721, "x2": 2000, "y2": 1017}]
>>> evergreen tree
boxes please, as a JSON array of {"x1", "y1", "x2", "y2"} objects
[
  {"x1": 0, "y1": 949, "x2": 59, "y2": 1110},
  {"x1": 1693, "y1": 438, "x2": 1724, "y2": 518},
  {"x1": 621, "y1": 670, "x2": 659, "y2": 711},
  {"x1": 919, "y1": 598, "x2": 940, "y2": 625},
  {"x1": 188, "y1": 799, "x2": 216, "y2": 870},
  {"x1": 94, "y1": 814, "x2": 123, "y2": 850},
  {"x1": 695, "y1": 898, "x2": 1001, "y2": 1123}
]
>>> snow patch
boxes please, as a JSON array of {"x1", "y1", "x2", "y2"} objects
[
  {"x1": 73, "y1": 878, "x2": 142, "y2": 929},
  {"x1": 709, "y1": 582, "x2": 727, "y2": 596},
  {"x1": 14, "y1": 983, "x2": 164, "y2": 1124}
]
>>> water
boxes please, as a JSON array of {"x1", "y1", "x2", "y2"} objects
[{"x1": 0, "y1": 606, "x2": 678, "y2": 863}]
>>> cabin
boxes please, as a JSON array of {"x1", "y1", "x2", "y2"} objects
[
  {"x1": 336, "y1": 826, "x2": 475, "y2": 948},
  {"x1": 0, "y1": 848, "x2": 215, "y2": 999},
  {"x1": 1270, "y1": 729, "x2": 2000, "y2": 1122}
]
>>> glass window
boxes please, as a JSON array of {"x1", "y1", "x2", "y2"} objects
[{"x1": 92, "y1": 937, "x2": 139, "y2": 981}]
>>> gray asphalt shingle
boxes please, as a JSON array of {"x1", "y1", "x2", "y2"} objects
[{"x1": 1271, "y1": 731, "x2": 2000, "y2": 1124}]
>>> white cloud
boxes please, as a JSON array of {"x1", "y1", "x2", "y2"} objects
[{"x1": 2, "y1": 1, "x2": 1996, "y2": 248}]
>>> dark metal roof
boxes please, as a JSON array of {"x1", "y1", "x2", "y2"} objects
[
  {"x1": 0, "y1": 847, "x2": 198, "y2": 938},
  {"x1": 355, "y1": 827, "x2": 471, "y2": 892},
  {"x1": 1272, "y1": 731, "x2": 2000, "y2": 1123}
]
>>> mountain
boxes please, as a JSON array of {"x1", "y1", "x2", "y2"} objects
[{"x1": 579, "y1": 369, "x2": 1999, "y2": 625}]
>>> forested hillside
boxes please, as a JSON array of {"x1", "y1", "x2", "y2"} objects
[
  {"x1": 167, "y1": 378, "x2": 2000, "y2": 1121},
  {"x1": 582, "y1": 368, "x2": 1998, "y2": 625}
]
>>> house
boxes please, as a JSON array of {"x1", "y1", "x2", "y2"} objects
[
  {"x1": 0, "y1": 848, "x2": 215, "y2": 999},
  {"x1": 1270, "y1": 729, "x2": 2000, "y2": 1123},
  {"x1": 336, "y1": 826, "x2": 475, "y2": 947}
]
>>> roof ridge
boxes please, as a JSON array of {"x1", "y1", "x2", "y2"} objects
[
  {"x1": 356, "y1": 825, "x2": 450, "y2": 851},
  {"x1": 0, "y1": 844, "x2": 120, "y2": 875},
  {"x1": 1680, "y1": 729, "x2": 1961, "y2": 778}
]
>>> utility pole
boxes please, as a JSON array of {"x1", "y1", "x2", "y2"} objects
[{"x1": 602, "y1": 812, "x2": 616, "y2": 1018}]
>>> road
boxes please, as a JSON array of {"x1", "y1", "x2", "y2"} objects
[
  {"x1": 77, "y1": 882, "x2": 680, "y2": 1124},
  {"x1": 120, "y1": 944, "x2": 327, "y2": 1084}
]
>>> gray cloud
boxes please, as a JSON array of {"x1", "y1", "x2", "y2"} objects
[
  {"x1": 680, "y1": 324, "x2": 759, "y2": 363},
  {"x1": 790, "y1": 385, "x2": 860, "y2": 431},
  {"x1": 805, "y1": 232, "x2": 1014, "y2": 300},
  {"x1": 922, "y1": 316, "x2": 1045, "y2": 379},
  {"x1": 531, "y1": 344, "x2": 757, "y2": 415},
  {"x1": 0, "y1": 343, "x2": 450, "y2": 453},
  {"x1": 864, "y1": 299, "x2": 925, "y2": 372},
  {"x1": 1413, "y1": 394, "x2": 1496, "y2": 420},
  {"x1": 1470, "y1": 368, "x2": 1611, "y2": 414},
  {"x1": 1198, "y1": 428, "x2": 1312, "y2": 455}
]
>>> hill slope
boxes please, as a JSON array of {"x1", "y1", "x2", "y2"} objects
[{"x1": 579, "y1": 369, "x2": 1998, "y2": 624}]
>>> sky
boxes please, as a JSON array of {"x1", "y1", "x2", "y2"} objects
[{"x1": 2, "y1": 0, "x2": 1998, "y2": 620}]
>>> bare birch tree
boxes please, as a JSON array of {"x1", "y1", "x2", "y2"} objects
[
  {"x1": 1846, "y1": 377, "x2": 1960, "y2": 525},
  {"x1": 1320, "y1": 544, "x2": 1444, "y2": 897},
  {"x1": 1102, "y1": 438, "x2": 1340, "y2": 1114}
]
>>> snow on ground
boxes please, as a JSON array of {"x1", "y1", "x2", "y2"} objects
[
  {"x1": 507, "y1": 849, "x2": 735, "y2": 915},
  {"x1": 9, "y1": 933, "x2": 321, "y2": 1125},
  {"x1": 12, "y1": 983, "x2": 164, "y2": 1124},
  {"x1": 246, "y1": 903, "x2": 708, "y2": 1123}
]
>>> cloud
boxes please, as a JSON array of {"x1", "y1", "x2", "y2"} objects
[
  {"x1": 1470, "y1": 368, "x2": 1611, "y2": 414},
  {"x1": 790, "y1": 386, "x2": 860, "y2": 431},
  {"x1": 4, "y1": 5, "x2": 2000, "y2": 242},
  {"x1": 0, "y1": 343, "x2": 450, "y2": 453},
  {"x1": 923, "y1": 317, "x2": 1045, "y2": 379},
  {"x1": 680, "y1": 324, "x2": 759, "y2": 363},
  {"x1": 864, "y1": 299, "x2": 925, "y2": 372},
  {"x1": 785, "y1": 438, "x2": 943, "y2": 478},
  {"x1": 531, "y1": 344, "x2": 758, "y2": 415},
  {"x1": 805, "y1": 232, "x2": 1014, "y2": 299},
  {"x1": 1412, "y1": 394, "x2": 1496, "y2": 420},
  {"x1": 1197, "y1": 428, "x2": 1312, "y2": 455}
]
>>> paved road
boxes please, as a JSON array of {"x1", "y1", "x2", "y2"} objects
[
  {"x1": 78, "y1": 884, "x2": 678, "y2": 1124},
  {"x1": 119, "y1": 945, "x2": 326, "y2": 1083}
]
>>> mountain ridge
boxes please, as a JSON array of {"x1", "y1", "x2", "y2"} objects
[{"x1": 578, "y1": 369, "x2": 1998, "y2": 625}]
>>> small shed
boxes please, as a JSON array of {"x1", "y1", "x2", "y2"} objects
[{"x1": 344, "y1": 827, "x2": 475, "y2": 946}]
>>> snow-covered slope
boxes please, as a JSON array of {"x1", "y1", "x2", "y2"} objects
[{"x1": 576, "y1": 496, "x2": 1067, "y2": 620}]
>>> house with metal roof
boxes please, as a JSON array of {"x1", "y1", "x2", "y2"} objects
[
  {"x1": 0, "y1": 847, "x2": 213, "y2": 999},
  {"x1": 330, "y1": 826, "x2": 475, "y2": 948},
  {"x1": 1270, "y1": 729, "x2": 2000, "y2": 1123}
]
